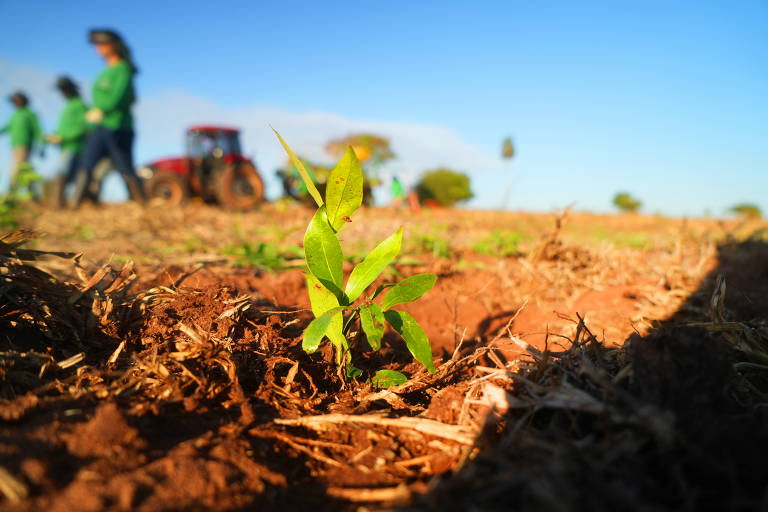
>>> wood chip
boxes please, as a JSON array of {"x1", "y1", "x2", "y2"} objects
[
  {"x1": 274, "y1": 413, "x2": 477, "y2": 445},
  {"x1": 0, "y1": 465, "x2": 28, "y2": 503}
]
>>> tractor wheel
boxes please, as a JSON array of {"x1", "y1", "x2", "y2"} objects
[
  {"x1": 214, "y1": 163, "x2": 265, "y2": 210},
  {"x1": 146, "y1": 173, "x2": 188, "y2": 206}
]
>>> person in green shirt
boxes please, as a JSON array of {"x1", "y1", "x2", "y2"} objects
[
  {"x1": 70, "y1": 29, "x2": 146, "y2": 208},
  {"x1": 0, "y1": 91, "x2": 44, "y2": 183},
  {"x1": 47, "y1": 76, "x2": 88, "y2": 182},
  {"x1": 390, "y1": 176, "x2": 405, "y2": 208}
]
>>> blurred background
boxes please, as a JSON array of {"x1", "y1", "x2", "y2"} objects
[{"x1": 1, "y1": 0, "x2": 766, "y2": 216}]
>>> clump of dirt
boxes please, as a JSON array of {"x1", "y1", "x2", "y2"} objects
[{"x1": 64, "y1": 402, "x2": 142, "y2": 458}]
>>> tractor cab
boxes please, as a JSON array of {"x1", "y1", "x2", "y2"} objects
[
  {"x1": 186, "y1": 126, "x2": 244, "y2": 182},
  {"x1": 187, "y1": 126, "x2": 242, "y2": 161}
]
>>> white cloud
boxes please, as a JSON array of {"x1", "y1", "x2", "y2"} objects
[
  {"x1": 135, "y1": 90, "x2": 499, "y2": 196},
  {"x1": 1, "y1": 58, "x2": 499, "y2": 199}
]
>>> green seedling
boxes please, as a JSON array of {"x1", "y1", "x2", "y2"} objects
[
  {"x1": 408, "y1": 231, "x2": 455, "y2": 259},
  {"x1": 274, "y1": 129, "x2": 437, "y2": 387},
  {"x1": 67, "y1": 223, "x2": 96, "y2": 242},
  {"x1": 0, "y1": 163, "x2": 40, "y2": 229},
  {"x1": 223, "y1": 240, "x2": 302, "y2": 271},
  {"x1": 472, "y1": 230, "x2": 520, "y2": 257}
]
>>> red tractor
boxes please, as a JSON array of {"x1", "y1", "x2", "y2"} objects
[{"x1": 138, "y1": 125, "x2": 265, "y2": 209}]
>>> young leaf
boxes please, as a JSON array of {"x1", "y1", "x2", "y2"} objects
[
  {"x1": 272, "y1": 127, "x2": 324, "y2": 208},
  {"x1": 306, "y1": 273, "x2": 345, "y2": 351},
  {"x1": 303, "y1": 306, "x2": 347, "y2": 352},
  {"x1": 359, "y1": 303, "x2": 386, "y2": 350},
  {"x1": 345, "y1": 227, "x2": 403, "y2": 303},
  {"x1": 345, "y1": 363, "x2": 363, "y2": 379},
  {"x1": 304, "y1": 206, "x2": 344, "y2": 300},
  {"x1": 369, "y1": 283, "x2": 396, "y2": 301},
  {"x1": 382, "y1": 273, "x2": 437, "y2": 310},
  {"x1": 325, "y1": 146, "x2": 364, "y2": 232},
  {"x1": 371, "y1": 369, "x2": 408, "y2": 389},
  {"x1": 384, "y1": 310, "x2": 436, "y2": 374}
]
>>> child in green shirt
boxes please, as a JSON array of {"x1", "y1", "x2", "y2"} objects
[{"x1": 0, "y1": 91, "x2": 44, "y2": 183}]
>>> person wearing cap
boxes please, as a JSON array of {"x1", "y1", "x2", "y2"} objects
[
  {"x1": 70, "y1": 29, "x2": 146, "y2": 208},
  {"x1": 47, "y1": 77, "x2": 88, "y2": 203},
  {"x1": 0, "y1": 91, "x2": 44, "y2": 183}
]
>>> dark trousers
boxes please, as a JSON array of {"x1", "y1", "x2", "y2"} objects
[
  {"x1": 80, "y1": 127, "x2": 136, "y2": 179},
  {"x1": 72, "y1": 126, "x2": 145, "y2": 207}
]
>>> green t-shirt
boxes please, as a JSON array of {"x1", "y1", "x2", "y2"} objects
[
  {"x1": 56, "y1": 97, "x2": 88, "y2": 153},
  {"x1": 0, "y1": 106, "x2": 43, "y2": 149},
  {"x1": 390, "y1": 178, "x2": 405, "y2": 199},
  {"x1": 92, "y1": 60, "x2": 135, "y2": 131}
]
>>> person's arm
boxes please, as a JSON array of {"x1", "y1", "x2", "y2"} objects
[{"x1": 93, "y1": 64, "x2": 131, "y2": 114}]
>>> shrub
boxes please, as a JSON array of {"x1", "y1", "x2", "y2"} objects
[
  {"x1": 415, "y1": 168, "x2": 473, "y2": 207},
  {"x1": 729, "y1": 203, "x2": 762, "y2": 219},
  {"x1": 612, "y1": 192, "x2": 642, "y2": 213}
]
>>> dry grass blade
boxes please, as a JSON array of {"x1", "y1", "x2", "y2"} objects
[
  {"x1": 0, "y1": 465, "x2": 29, "y2": 503},
  {"x1": 326, "y1": 484, "x2": 411, "y2": 503},
  {"x1": 274, "y1": 413, "x2": 477, "y2": 445}
]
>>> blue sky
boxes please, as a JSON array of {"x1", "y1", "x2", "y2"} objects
[{"x1": 1, "y1": 0, "x2": 766, "y2": 215}]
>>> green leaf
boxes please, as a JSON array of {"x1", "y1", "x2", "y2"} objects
[
  {"x1": 359, "y1": 303, "x2": 386, "y2": 350},
  {"x1": 345, "y1": 227, "x2": 403, "y2": 303},
  {"x1": 304, "y1": 206, "x2": 344, "y2": 300},
  {"x1": 303, "y1": 306, "x2": 347, "y2": 352},
  {"x1": 384, "y1": 310, "x2": 436, "y2": 374},
  {"x1": 371, "y1": 369, "x2": 408, "y2": 389},
  {"x1": 369, "y1": 283, "x2": 396, "y2": 301},
  {"x1": 272, "y1": 127, "x2": 324, "y2": 208},
  {"x1": 382, "y1": 273, "x2": 437, "y2": 310},
  {"x1": 306, "y1": 273, "x2": 345, "y2": 352},
  {"x1": 345, "y1": 363, "x2": 363, "y2": 379},
  {"x1": 325, "y1": 146, "x2": 364, "y2": 232}
]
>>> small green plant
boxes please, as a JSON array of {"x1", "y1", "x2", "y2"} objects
[
  {"x1": 223, "y1": 241, "x2": 301, "y2": 271},
  {"x1": 729, "y1": 203, "x2": 762, "y2": 219},
  {"x1": 274, "y1": 129, "x2": 437, "y2": 386},
  {"x1": 472, "y1": 230, "x2": 520, "y2": 257},
  {"x1": 0, "y1": 163, "x2": 41, "y2": 229},
  {"x1": 66, "y1": 223, "x2": 96, "y2": 241},
  {"x1": 409, "y1": 231, "x2": 455, "y2": 259},
  {"x1": 612, "y1": 192, "x2": 642, "y2": 213}
]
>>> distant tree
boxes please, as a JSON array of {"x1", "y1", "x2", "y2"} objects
[
  {"x1": 500, "y1": 136, "x2": 515, "y2": 209},
  {"x1": 325, "y1": 133, "x2": 395, "y2": 167},
  {"x1": 501, "y1": 136, "x2": 515, "y2": 160},
  {"x1": 416, "y1": 168, "x2": 473, "y2": 207},
  {"x1": 612, "y1": 192, "x2": 642, "y2": 213},
  {"x1": 729, "y1": 203, "x2": 762, "y2": 219}
]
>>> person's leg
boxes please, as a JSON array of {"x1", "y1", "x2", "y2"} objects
[
  {"x1": 86, "y1": 158, "x2": 113, "y2": 202},
  {"x1": 10, "y1": 146, "x2": 29, "y2": 184},
  {"x1": 70, "y1": 128, "x2": 108, "y2": 209},
  {"x1": 49, "y1": 150, "x2": 74, "y2": 208},
  {"x1": 64, "y1": 151, "x2": 81, "y2": 183},
  {"x1": 56, "y1": 150, "x2": 72, "y2": 179},
  {"x1": 103, "y1": 129, "x2": 146, "y2": 204}
]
